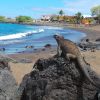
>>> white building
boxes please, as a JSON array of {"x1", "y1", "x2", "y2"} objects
[
  {"x1": 41, "y1": 15, "x2": 51, "y2": 21},
  {"x1": 83, "y1": 14, "x2": 92, "y2": 18}
]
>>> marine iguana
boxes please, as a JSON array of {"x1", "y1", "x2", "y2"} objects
[{"x1": 54, "y1": 34, "x2": 100, "y2": 88}]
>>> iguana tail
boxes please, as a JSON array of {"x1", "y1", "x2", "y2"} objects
[{"x1": 77, "y1": 56, "x2": 100, "y2": 89}]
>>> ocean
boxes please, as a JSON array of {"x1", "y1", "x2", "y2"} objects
[{"x1": 0, "y1": 23, "x2": 86, "y2": 54}]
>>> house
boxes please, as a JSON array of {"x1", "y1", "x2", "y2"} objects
[
  {"x1": 6, "y1": 17, "x2": 16, "y2": 23},
  {"x1": 41, "y1": 15, "x2": 51, "y2": 21},
  {"x1": 82, "y1": 15, "x2": 97, "y2": 24},
  {"x1": 50, "y1": 15, "x2": 76, "y2": 23}
]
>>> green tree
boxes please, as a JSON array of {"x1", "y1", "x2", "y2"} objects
[
  {"x1": 58, "y1": 10, "x2": 64, "y2": 22},
  {"x1": 0, "y1": 16, "x2": 5, "y2": 22},
  {"x1": 59, "y1": 10, "x2": 64, "y2": 16},
  {"x1": 75, "y1": 12, "x2": 83, "y2": 24},
  {"x1": 91, "y1": 5, "x2": 100, "y2": 24},
  {"x1": 16, "y1": 16, "x2": 33, "y2": 23},
  {"x1": 50, "y1": 15, "x2": 58, "y2": 22},
  {"x1": 63, "y1": 16, "x2": 68, "y2": 22}
]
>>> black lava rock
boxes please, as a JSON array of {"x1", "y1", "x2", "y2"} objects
[
  {"x1": 0, "y1": 60, "x2": 18, "y2": 100},
  {"x1": 19, "y1": 56, "x2": 100, "y2": 100},
  {"x1": 44, "y1": 44, "x2": 52, "y2": 48}
]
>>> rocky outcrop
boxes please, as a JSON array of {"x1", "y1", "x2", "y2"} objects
[
  {"x1": 0, "y1": 60, "x2": 18, "y2": 100},
  {"x1": 78, "y1": 39, "x2": 100, "y2": 51},
  {"x1": 19, "y1": 56, "x2": 100, "y2": 100},
  {"x1": 44, "y1": 44, "x2": 52, "y2": 48}
]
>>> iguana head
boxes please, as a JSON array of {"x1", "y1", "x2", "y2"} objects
[{"x1": 53, "y1": 34, "x2": 64, "y2": 41}]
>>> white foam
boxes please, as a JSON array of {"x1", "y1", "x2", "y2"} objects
[
  {"x1": 40, "y1": 26, "x2": 63, "y2": 30},
  {"x1": 38, "y1": 29, "x2": 44, "y2": 32},
  {"x1": 46, "y1": 27, "x2": 63, "y2": 30},
  {"x1": 0, "y1": 29, "x2": 44, "y2": 40}
]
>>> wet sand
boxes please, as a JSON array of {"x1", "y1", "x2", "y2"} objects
[{"x1": 9, "y1": 24, "x2": 100, "y2": 84}]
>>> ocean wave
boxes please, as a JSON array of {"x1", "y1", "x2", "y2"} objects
[
  {"x1": 0, "y1": 29, "x2": 44, "y2": 40},
  {"x1": 46, "y1": 27, "x2": 63, "y2": 30},
  {"x1": 39, "y1": 26, "x2": 63, "y2": 30}
]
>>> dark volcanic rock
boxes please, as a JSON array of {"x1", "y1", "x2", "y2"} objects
[
  {"x1": 96, "y1": 38, "x2": 100, "y2": 42},
  {"x1": 44, "y1": 44, "x2": 52, "y2": 48},
  {"x1": 19, "y1": 56, "x2": 100, "y2": 100},
  {"x1": 0, "y1": 60, "x2": 19, "y2": 100}
]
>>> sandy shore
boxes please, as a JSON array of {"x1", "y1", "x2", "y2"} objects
[
  {"x1": 68, "y1": 25, "x2": 100, "y2": 41},
  {"x1": 9, "y1": 48, "x2": 56, "y2": 84},
  {"x1": 8, "y1": 24, "x2": 100, "y2": 84}
]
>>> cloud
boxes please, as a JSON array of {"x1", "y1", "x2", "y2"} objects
[
  {"x1": 50, "y1": 7, "x2": 76, "y2": 12},
  {"x1": 32, "y1": 7, "x2": 61, "y2": 12},
  {"x1": 32, "y1": 0, "x2": 100, "y2": 17},
  {"x1": 63, "y1": 0, "x2": 100, "y2": 14},
  {"x1": 32, "y1": 7, "x2": 77, "y2": 14}
]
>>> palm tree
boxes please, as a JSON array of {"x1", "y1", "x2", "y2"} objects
[
  {"x1": 75, "y1": 12, "x2": 83, "y2": 24},
  {"x1": 91, "y1": 5, "x2": 100, "y2": 24},
  {"x1": 58, "y1": 10, "x2": 64, "y2": 22},
  {"x1": 59, "y1": 10, "x2": 64, "y2": 16}
]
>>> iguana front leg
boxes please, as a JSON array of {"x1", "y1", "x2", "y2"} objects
[
  {"x1": 66, "y1": 53, "x2": 76, "y2": 60},
  {"x1": 57, "y1": 45, "x2": 62, "y2": 56},
  {"x1": 66, "y1": 54, "x2": 89, "y2": 64}
]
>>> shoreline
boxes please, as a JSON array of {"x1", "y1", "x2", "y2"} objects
[
  {"x1": 8, "y1": 22, "x2": 100, "y2": 41},
  {"x1": 34, "y1": 22, "x2": 100, "y2": 41},
  {"x1": 6, "y1": 22, "x2": 100, "y2": 84},
  {"x1": 1, "y1": 22, "x2": 100, "y2": 41},
  {"x1": 8, "y1": 22, "x2": 100, "y2": 57},
  {"x1": 7, "y1": 22, "x2": 100, "y2": 59},
  {"x1": 68, "y1": 27, "x2": 100, "y2": 41},
  {"x1": 7, "y1": 22, "x2": 100, "y2": 55}
]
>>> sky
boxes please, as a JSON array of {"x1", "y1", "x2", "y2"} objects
[{"x1": 0, "y1": 0, "x2": 100, "y2": 19}]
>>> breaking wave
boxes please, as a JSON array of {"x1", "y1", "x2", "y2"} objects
[
  {"x1": 0, "y1": 29, "x2": 44, "y2": 40},
  {"x1": 39, "y1": 26, "x2": 63, "y2": 30}
]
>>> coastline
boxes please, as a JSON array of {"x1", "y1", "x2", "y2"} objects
[
  {"x1": 40, "y1": 22, "x2": 100, "y2": 41},
  {"x1": 12, "y1": 22, "x2": 100, "y2": 41},
  {"x1": 7, "y1": 22, "x2": 100, "y2": 84},
  {"x1": 33, "y1": 22, "x2": 100, "y2": 41},
  {"x1": 8, "y1": 23, "x2": 100, "y2": 60},
  {"x1": 1, "y1": 22, "x2": 100, "y2": 41},
  {"x1": 68, "y1": 27, "x2": 100, "y2": 41}
]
